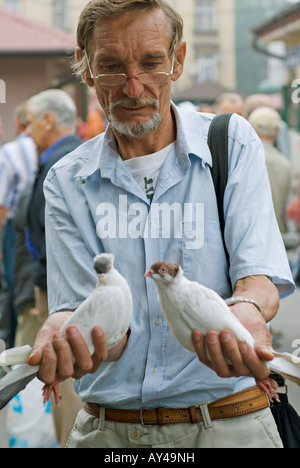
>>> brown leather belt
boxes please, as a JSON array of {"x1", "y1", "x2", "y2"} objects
[{"x1": 84, "y1": 386, "x2": 269, "y2": 426}]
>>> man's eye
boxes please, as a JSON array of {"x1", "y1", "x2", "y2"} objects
[
  {"x1": 100, "y1": 64, "x2": 122, "y2": 73},
  {"x1": 143, "y1": 62, "x2": 161, "y2": 70}
]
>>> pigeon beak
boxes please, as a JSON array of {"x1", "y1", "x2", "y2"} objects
[
  {"x1": 144, "y1": 269, "x2": 154, "y2": 278},
  {"x1": 98, "y1": 273, "x2": 105, "y2": 282}
]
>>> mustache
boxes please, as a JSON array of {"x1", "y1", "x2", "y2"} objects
[{"x1": 108, "y1": 97, "x2": 159, "y2": 113}]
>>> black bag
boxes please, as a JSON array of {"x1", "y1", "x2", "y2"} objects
[
  {"x1": 269, "y1": 374, "x2": 300, "y2": 448},
  {"x1": 208, "y1": 113, "x2": 300, "y2": 449}
]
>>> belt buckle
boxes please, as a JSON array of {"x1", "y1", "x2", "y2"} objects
[
  {"x1": 140, "y1": 408, "x2": 156, "y2": 426},
  {"x1": 277, "y1": 383, "x2": 288, "y2": 395}
]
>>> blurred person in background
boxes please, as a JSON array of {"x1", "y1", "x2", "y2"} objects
[
  {"x1": 26, "y1": 88, "x2": 83, "y2": 448},
  {"x1": 214, "y1": 92, "x2": 245, "y2": 117},
  {"x1": 86, "y1": 104, "x2": 107, "y2": 139},
  {"x1": 0, "y1": 101, "x2": 37, "y2": 347},
  {"x1": 248, "y1": 106, "x2": 291, "y2": 235},
  {"x1": 245, "y1": 94, "x2": 291, "y2": 161},
  {"x1": 286, "y1": 170, "x2": 300, "y2": 286}
]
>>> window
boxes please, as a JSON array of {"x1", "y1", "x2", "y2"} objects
[
  {"x1": 53, "y1": 0, "x2": 68, "y2": 30},
  {"x1": 191, "y1": 53, "x2": 218, "y2": 83},
  {"x1": 5, "y1": 0, "x2": 21, "y2": 14},
  {"x1": 195, "y1": 0, "x2": 218, "y2": 33}
]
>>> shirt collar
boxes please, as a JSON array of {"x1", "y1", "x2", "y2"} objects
[
  {"x1": 74, "y1": 102, "x2": 212, "y2": 180},
  {"x1": 172, "y1": 103, "x2": 212, "y2": 167}
]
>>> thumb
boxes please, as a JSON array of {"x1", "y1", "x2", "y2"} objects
[{"x1": 27, "y1": 346, "x2": 43, "y2": 365}]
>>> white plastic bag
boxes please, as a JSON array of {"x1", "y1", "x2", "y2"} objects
[{"x1": 6, "y1": 376, "x2": 59, "y2": 448}]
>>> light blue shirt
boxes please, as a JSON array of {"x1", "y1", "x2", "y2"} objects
[
  {"x1": 0, "y1": 133, "x2": 37, "y2": 220},
  {"x1": 44, "y1": 105, "x2": 294, "y2": 408}
]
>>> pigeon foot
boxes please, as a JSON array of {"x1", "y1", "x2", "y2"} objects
[
  {"x1": 255, "y1": 377, "x2": 280, "y2": 403},
  {"x1": 42, "y1": 379, "x2": 60, "y2": 406}
]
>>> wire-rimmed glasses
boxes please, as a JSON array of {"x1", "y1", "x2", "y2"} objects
[{"x1": 85, "y1": 50, "x2": 174, "y2": 87}]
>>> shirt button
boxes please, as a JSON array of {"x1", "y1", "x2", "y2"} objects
[
  {"x1": 152, "y1": 368, "x2": 158, "y2": 374},
  {"x1": 155, "y1": 318, "x2": 162, "y2": 326},
  {"x1": 81, "y1": 179, "x2": 86, "y2": 184},
  {"x1": 131, "y1": 430, "x2": 141, "y2": 440}
]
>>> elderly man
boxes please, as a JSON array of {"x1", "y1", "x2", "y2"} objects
[
  {"x1": 215, "y1": 92, "x2": 245, "y2": 117},
  {"x1": 248, "y1": 106, "x2": 291, "y2": 234},
  {"x1": 26, "y1": 89, "x2": 83, "y2": 447},
  {"x1": 28, "y1": 0, "x2": 294, "y2": 448}
]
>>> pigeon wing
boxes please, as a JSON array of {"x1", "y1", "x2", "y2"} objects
[
  {"x1": 176, "y1": 281, "x2": 255, "y2": 345},
  {"x1": 61, "y1": 284, "x2": 132, "y2": 351},
  {"x1": 0, "y1": 364, "x2": 39, "y2": 410}
]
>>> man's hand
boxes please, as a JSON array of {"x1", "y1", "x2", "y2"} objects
[
  {"x1": 191, "y1": 303, "x2": 274, "y2": 381},
  {"x1": 27, "y1": 311, "x2": 127, "y2": 385}
]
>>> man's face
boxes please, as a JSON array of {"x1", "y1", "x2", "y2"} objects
[
  {"x1": 26, "y1": 111, "x2": 49, "y2": 154},
  {"x1": 85, "y1": 9, "x2": 181, "y2": 139}
]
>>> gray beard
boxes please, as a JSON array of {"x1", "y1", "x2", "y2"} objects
[{"x1": 108, "y1": 97, "x2": 162, "y2": 138}]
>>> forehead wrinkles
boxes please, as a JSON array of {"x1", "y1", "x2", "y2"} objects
[{"x1": 91, "y1": 10, "x2": 171, "y2": 59}]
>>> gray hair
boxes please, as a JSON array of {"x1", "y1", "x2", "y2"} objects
[
  {"x1": 72, "y1": 0, "x2": 183, "y2": 80},
  {"x1": 28, "y1": 89, "x2": 77, "y2": 132},
  {"x1": 14, "y1": 101, "x2": 30, "y2": 128}
]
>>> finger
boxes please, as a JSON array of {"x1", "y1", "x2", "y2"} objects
[
  {"x1": 65, "y1": 326, "x2": 93, "y2": 376},
  {"x1": 254, "y1": 344, "x2": 274, "y2": 362},
  {"x1": 72, "y1": 327, "x2": 107, "y2": 379},
  {"x1": 239, "y1": 342, "x2": 271, "y2": 381},
  {"x1": 192, "y1": 330, "x2": 213, "y2": 368},
  {"x1": 219, "y1": 330, "x2": 251, "y2": 377},
  {"x1": 53, "y1": 331, "x2": 74, "y2": 380},
  {"x1": 205, "y1": 330, "x2": 234, "y2": 378},
  {"x1": 89, "y1": 327, "x2": 108, "y2": 372},
  {"x1": 28, "y1": 324, "x2": 54, "y2": 365},
  {"x1": 38, "y1": 342, "x2": 57, "y2": 385}
]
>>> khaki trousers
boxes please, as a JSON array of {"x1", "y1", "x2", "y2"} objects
[{"x1": 65, "y1": 406, "x2": 283, "y2": 449}]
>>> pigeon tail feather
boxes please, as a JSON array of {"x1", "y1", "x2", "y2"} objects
[
  {"x1": 0, "y1": 345, "x2": 33, "y2": 366},
  {"x1": 0, "y1": 364, "x2": 38, "y2": 410}
]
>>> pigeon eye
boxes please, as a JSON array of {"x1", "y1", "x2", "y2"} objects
[{"x1": 159, "y1": 265, "x2": 167, "y2": 275}]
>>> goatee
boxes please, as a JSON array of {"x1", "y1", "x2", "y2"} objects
[{"x1": 108, "y1": 97, "x2": 162, "y2": 138}]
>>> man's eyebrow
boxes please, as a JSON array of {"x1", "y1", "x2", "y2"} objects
[
  {"x1": 141, "y1": 52, "x2": 167, "y2": 60},
  {"x1": 94, "y1": 52, "x2": 167, "y2": 63}
]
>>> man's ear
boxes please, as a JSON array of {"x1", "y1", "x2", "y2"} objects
[
  {"x1": 171, "y1": 41, "x2": 186, "y2": 83},
  {"x1": 76, "y1": 47, "x2": 95, "y2": 88}
]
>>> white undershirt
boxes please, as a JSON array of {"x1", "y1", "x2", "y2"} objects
[{"x1": 123, "y1": 142, "x2": 176, "y2": 202}]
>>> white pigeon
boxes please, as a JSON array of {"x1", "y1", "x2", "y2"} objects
[
  {"x1": 0, "y1": 253, "x2": 132, "y2": 410},
  {"x1": 145, "y1": 260, "x2": 300, "y2": 400}
]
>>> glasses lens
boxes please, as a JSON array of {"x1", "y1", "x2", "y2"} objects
[
  {"x1": 140, "y1": 73, "x2": 168, "y2": 85},
  {"x1": 98, "y1": 72, "x2": 168, "y2": 86},
  {"x1": 98, "y1": 74, "x2": 126, "y2": 86}
]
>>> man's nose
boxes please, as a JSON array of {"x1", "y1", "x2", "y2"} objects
[{"x1": 122, "y1": 76, "x2": 144, "y2": 98}]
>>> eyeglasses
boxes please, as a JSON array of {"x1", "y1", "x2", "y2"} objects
[{"x1": 85, "y1": 51, "x2": 174, "y2": 87}]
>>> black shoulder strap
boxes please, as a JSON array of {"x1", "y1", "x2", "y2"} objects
[{"x1": 207, "y1": 113, "x2": 233, "y2": 263}]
